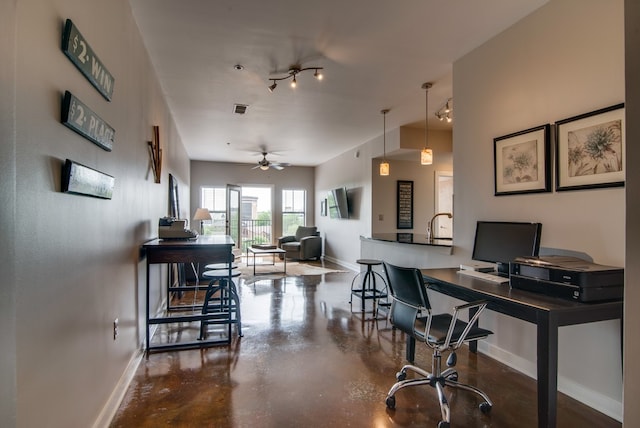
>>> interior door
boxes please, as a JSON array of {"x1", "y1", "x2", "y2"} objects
[{"x1": 226, "y1": 184, "x2": 241, "y2": 250}]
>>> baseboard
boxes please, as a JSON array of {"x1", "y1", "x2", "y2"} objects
[
  {"x1": 91, "y1": 347, "x2": 145, "y2": 428},
  {"x1": 323, "y1": 256, "x2": 358, "y2": 272},
  {"x1": 482, "y1": 342, "x2": 622, "y2": 422}
]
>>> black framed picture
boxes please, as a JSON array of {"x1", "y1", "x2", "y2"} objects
[
  {"x1": 555, "y1": 103, "x2": 625, "y2": 191},
  {"x1": 494, "y1": 124, "x2": 550, "y2": 196},
  {"x1": 61, "y1": 159, "x2": 114, "y2": 199},
  {"x1": 396, "y1": 180, "x2": 413, "y2": 229}
]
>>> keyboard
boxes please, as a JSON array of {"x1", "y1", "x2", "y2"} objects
[{"x1": 457, "y1": 269, "x2": 510, "y2": 285}]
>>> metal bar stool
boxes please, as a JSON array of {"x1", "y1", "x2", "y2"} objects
[
  {"x1": 350, "y1": 259, "x2": 388, "y2": 318},
  {"x1": 199, "y1": 266, "x2": 242, "y2": 341}
]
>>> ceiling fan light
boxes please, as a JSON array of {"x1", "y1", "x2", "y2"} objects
[{"x1": 259, "y1": 165, "x2": 269, "y2": 171}]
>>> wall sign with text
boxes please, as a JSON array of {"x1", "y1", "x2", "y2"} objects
[
  {"x1": 62, "y1": 159, "x2": 115, "y2": 199},
  {"x1": 61, "y1": 91, "x2": 115, "y2": 151},
  {"x1": 61, "y1": 19, "x2": 115, "y2": 101}
]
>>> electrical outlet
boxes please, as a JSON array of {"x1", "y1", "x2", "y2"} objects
[
  {"x1": 378, "y1": 214, "x2": 384, "y2": 221},
  {"x1": 113, "y1": 318, "x2": 119, "y2": 340}
]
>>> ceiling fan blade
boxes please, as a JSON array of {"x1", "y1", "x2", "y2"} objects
[{"x1": 272, "y1": 164, "x2": 284, "y2": 170}]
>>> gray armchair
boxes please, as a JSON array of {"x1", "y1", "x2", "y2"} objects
[{"x1": 277, "y1": 226, "x2": 322, "y2": 260}]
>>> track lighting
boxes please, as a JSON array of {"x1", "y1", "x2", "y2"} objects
[
  {"x1": 267, "y1": 65, "x2": 324, "y2": 92},
  {"x1": 435, "y1": 98, "x2": 453, "y2": 122}
]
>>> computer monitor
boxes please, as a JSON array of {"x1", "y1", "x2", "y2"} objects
[{"x1": 472, "y1": 221, "x2": 542, "y2": 276}]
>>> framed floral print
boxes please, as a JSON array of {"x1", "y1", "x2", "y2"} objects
[
  {"x1": 494, "y1": 124, "x2": 551, "y2": 196},
  {"x1": 555, "y1": 103, "x2": 625, "y2": 191}
]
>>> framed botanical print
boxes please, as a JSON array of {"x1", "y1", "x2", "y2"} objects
[
  {"x1": 555, "y1": 103, "x2": 625, "y2": 191},
  {"x1": 494, "y1": 124, "x2": 551, "y2": 196}
]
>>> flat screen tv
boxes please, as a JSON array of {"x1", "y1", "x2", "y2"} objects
[
  {"x1": 327, "y1": 187, "x2": 349, "y2": 219},
  {"x1": 472, "y1": 221, "x2": 542, "y2": 276}
]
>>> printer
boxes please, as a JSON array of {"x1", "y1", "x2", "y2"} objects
[
  {"x1": 509, "y1": 255, "x2": 623, "y2": 302},
  {"x1": 158, "y1": 217, "x2": 198, "y2": 240}
]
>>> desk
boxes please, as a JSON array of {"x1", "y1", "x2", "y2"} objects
[
  {"x1": 142, "y1": 235, "x2": 236, "y2": 353},
  {"x1": 420, "y1": 268, "x2": 622, "y2": 428}
]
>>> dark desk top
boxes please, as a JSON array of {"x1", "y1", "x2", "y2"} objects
[
  {"x1": 369, "y1": 233, "x2": 453, "y2": 247},
  {"x1": 143, "y1": 235, "x2": 234, "y2": 247},
  {"x1": 142, "y1": 235, "x2": 235, "y2": 264},
  {"x1": 420, "y1": 267, "x2": 623, "y2": 325}
]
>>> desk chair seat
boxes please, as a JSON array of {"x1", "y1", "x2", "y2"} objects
[{"x1": 383, "y1": 262, "x2": 493, "y2": 428}]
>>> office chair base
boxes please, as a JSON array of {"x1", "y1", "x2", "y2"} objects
[{"x1": 385, "y1": 363, "x2": 492, "y2": 425}]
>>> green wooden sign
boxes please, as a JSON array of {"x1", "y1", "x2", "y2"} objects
[
  {"x1": 61, "y1": 91, "x2": 115, "y2": 151},
  {"x1": 61, "y1": 19, "x2": 114, "y2": 101}
]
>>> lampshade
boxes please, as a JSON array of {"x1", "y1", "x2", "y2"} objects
[
  {"x1": 379, "y1": 161, "x2": 390, "y2": 176},
  {"x1": 421, "y1": 148, "x2": 433, "y2": 165},
  {"x1": 193, "y1": 208, "x2": 212, "y2": 221}
]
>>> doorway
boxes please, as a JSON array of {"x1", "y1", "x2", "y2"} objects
[{"x1": 241, "y1": 186, "x2": 273, "y2": 254}]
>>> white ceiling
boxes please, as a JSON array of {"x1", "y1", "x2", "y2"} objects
[{"x1": 129, "y1": 0, "x2": 548, "y2": 167}]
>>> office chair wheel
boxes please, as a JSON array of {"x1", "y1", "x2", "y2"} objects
[
  {"x1": 396, "y1": 371, "x2": 406, "y2": 381},
  {"x1": 437, "y1": 421, "x2": 450, "y2": 428},
  {"x1": 385, "y1": 395, "x2": 396, "y2": 409},
  {"x1": 479, "y1": 402, "x2": 492, "y2": 414}
]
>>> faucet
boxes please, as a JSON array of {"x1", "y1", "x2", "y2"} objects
[{"x1": 427, "y1": 212, "x2": 453, "y2": 240}]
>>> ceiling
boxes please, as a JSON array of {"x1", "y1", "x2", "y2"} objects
[{"x1": 129, "y1": 0, "x2": 548, "y2": 167}]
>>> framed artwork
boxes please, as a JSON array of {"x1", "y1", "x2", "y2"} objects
[
  {"x1": 494, "y1": 124, "x2": 550, "y2": 196},
  {"x1": 555, "y1": 103, "x2": 625, "y2": 191},
  {"x1": 61, "y1": 159, "x2": 114, "y2": 199},
  {"x1": 396, "y1": 180, "x2": 413, "y2": 229}
]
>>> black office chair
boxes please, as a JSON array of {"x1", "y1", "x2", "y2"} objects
[{"x1": 382, "y1": 262, "x2": 493, "y2": 428}]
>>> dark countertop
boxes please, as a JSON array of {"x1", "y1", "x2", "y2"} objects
[{"x1": 368, "y1": 233, "x2": 453, "y2": 247}]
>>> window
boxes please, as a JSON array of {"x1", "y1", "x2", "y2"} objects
[
  {"x1": 282, "y1": 189, "x2": 306, "y2": 236},
  {"x1": 200, "y1": 187, "x2": 226, "y2": 235}
]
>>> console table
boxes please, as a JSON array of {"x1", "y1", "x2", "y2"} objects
[
  {"x1": 419, "y1": 268, "x2": 623, "y2": 428},
  {"x1": 142, "y1": 235, "x2": 236, "y2": 353}
]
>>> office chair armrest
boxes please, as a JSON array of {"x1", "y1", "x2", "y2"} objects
[{"x1": 442, "y1": 300, "x2": 488, "y2": 349}]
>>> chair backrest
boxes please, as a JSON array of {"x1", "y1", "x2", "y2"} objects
[
  {"x1": 383, "y1": 262, "x2": 431, "y2": 335},
  {"x1": 295, "y1": 226, "x2": 318, "y2": 241}
]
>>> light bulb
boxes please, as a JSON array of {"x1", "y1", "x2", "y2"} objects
[
  {"x1": 314, "y1": 69, "x2": 323, "y2": 80},
  {"x1": 291, "y1": 76, "x2": 297, "y2": 88}
]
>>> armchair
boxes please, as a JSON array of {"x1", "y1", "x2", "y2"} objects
[{"x1": 277, "y1": 226, "x2": 322, "y2": 260}]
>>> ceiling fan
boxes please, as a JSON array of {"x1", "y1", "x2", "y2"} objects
[{"x1": 253, "y1": 151, "x2": 290, "y2": 171}]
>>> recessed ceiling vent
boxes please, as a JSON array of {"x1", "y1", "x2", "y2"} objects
[{"x1": 233, "y1": 104, "x2": 248, "y2": 115}]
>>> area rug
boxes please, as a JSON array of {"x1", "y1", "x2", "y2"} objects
[{"x1": 238, "y1": 261, "x2": 347, "y2": 284}]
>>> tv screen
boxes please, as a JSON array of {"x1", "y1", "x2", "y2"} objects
[
  {"x1": 327, "y1": 187, "x2": 349, "y2": 219},
  {"x1": 472, "y1": 221, "x2": 542, "y2": 276}
]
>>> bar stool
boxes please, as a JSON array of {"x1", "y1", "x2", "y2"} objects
[
  {"x1": 350, "y1": 259, "x2": 388, "y2": 318},
  {"x1": 199, "y1": 266, "x2": 242, "y2": 341}
]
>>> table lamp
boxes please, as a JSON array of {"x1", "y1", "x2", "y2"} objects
[{"x1": 193, "y1": 208, "x2": 212, "y2": 234}]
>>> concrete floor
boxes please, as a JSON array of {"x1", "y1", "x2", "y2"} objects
[{"x1": 110, "y1": 262, "x2": 620, "y2": 427}]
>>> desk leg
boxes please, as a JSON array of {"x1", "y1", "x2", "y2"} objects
[
  {"x1": 146, "y1": 261, "x2": 151, "y2": 353},
  {"x1": 469, "y1": 306, "x2": 479, "y2": 353},
  {"x1": 537, "y1": 312, "x2": 558, "y2": 428},
  {"x1": 406, "y1": 336, "x2": 416, "y2": 363}
]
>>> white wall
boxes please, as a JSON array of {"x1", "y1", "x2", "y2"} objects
[
  {"x1": 453, "y1": 0, "x2": 624, "y2": 419},
  {"x1": 6, "y1": 0, "x2": 190, "y2": 426},
  {"x1": 190, "y1": 161, "x2": 315, "y2": 241},
  {"x1": 624, "y1": 0, "x2": 640, "y2": 425}
]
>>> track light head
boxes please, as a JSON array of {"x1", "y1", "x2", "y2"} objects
[
  {"x1": 268, "y1": 81, "x2": 277, "y2": 92},
  {"x1": 314, "y1": 69, "x2": 323, "y2": 80}
]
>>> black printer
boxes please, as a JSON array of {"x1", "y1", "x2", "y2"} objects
[{"x1": 509, "y1": 255, "x2": 623, "y2": 302}]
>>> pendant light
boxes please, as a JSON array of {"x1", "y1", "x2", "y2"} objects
[
  {"x1": 379, "y1": 109, "x2": 390, "y2": 176},
  {"x1": 421, "y1": 82, "x2": 433, "y2": 165}
]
